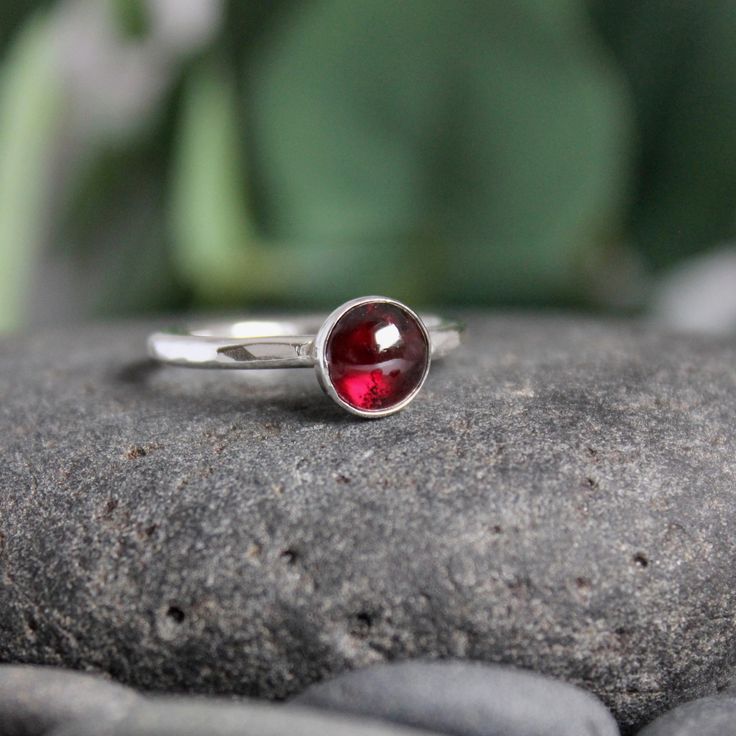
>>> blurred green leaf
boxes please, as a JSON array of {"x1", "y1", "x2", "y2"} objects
[
  {"x1": 592, "y1": 0, "x2": 736, "y2": 269},
  {"x1": 110, "y1": 0, "x2": 150, "y2": 40},
  {"x1": 0, "y1": 1, "x2": 50, "y2": 53},
  {"x1": 0, "y1": 11, "x2": 61, "y2": 332},
  {"x1": 4, "y1": 0, "x2": 733, "y2": 323},
  {"x1": 169, "y1": 57, "x2": 259, "y2": 303},
  {"x1": 248, "y1": 0, "x2": 633, "y2": 305}
]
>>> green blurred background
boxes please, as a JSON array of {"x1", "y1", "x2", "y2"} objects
[{"x1": 1, "y1": 0, "x2": 736, "y2": 334}]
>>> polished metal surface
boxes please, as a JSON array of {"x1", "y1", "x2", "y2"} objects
[
  {"x1": 147, "y1": 297, "x2": 463, "y2": 417},
  {"x1": 148, "y1": 311, "x2": 462, "y2": 370}
]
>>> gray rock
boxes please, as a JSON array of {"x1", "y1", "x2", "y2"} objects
[
  {"x1": 0, "y1": 664, "x2": 139, "y2": 735},
  {"x1": 637, "y1": 694, "x2": 736, "y2": 736},
  {"x1": 0, "y1": 664, "x2": 433, "y2": 736},
  {"x1": 1, "y1": 314, "x2": 736, "y2": 735},
  {"x1": 52, "y1": 700, "x2": 436, "y2": 736},
  {"x1": 295, "y1": 660, "x2": 619, "y2": 736}
]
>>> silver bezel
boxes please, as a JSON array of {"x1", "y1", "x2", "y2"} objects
[{"x1": 312, "y1": 296, "x2": 432, "y2": 418}]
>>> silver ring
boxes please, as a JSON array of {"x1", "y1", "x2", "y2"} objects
[{"x1": 147, "y1": 296, "x2": 463, "y2": 417}]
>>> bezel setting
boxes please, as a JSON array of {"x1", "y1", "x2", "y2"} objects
[{"x1": 313, "y1": 296, "x2": 432, "y2": 418}]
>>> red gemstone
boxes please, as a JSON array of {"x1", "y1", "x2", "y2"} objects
[{"x1": 325, "y1": 301, "x2": 430, "y2": 413}]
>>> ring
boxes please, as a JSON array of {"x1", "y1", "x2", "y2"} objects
[{"x1": 147, "y1": 296, "x2": 463, "y2": 417}]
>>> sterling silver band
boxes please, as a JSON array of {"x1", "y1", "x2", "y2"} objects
[
  {"x1": 148, "y1": 296, "x2": 463, "y2": 418},
  {"x1": 147, "y1": 314, "x2": 462, "y2": 370}
]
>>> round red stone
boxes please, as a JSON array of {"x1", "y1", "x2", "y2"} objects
[{"x1": 325, "y1": 301, "x2": 430, "y2": 412}]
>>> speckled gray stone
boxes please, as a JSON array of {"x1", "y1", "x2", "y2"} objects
[
  {"x1": 1, "y1": 314, "x2": 735, "y2": 735},
  {"x1": 295, "y1": 660, "x2": 620, "y2": 736}
]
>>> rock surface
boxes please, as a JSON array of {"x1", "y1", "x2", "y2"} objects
[
  {"x1": 55, "y1": 704, "x2": 434, "y2": 736},
  {"x1": 55, "y1": 700, "x2": 433, "y2": 736},
  {"x1": 637, "y1": 694, "x2": 736, "y2": 736},
  {"x1": 0, "y1": 664, "x2": 139, "y2": 735},
  {"x1": 1, "y1": 314, "x2": 736, "y2": 734},
  {"x1": 296, "y1": 660, "x2": 619, "y2": 736},
  {"x1": 0, "y1": 665, "x2": 434, "y2": 736}
]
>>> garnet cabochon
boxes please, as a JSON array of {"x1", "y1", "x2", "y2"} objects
[{"x1": 324, "y1": 301, "x2": 430, "y2": 413}]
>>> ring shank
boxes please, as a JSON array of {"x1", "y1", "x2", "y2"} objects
[{"x1": 148, "y1": 315, "x2": 462, "y2": 369}]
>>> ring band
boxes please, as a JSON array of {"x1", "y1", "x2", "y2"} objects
[{"x1": 148, "y1": 296, "x2": 463, "y2": 417}]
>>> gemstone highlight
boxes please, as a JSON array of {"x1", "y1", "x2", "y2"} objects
[{"x1": 325, "y1": 301, "x2": 430, "y2": 413}]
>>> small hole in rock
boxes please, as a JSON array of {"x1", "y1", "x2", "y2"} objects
[
  {"x1": 280, "y1": 548, "x2": 299, "y2": 565},
  {"x1": 633, "y1": 553, "x2": 649, "y2": 568},
  {"x1": 356, "y1": 611, "x2": 373, "y2": 627},
  {"x1": 166, "y1": 606, "x2": 186, "y2": 624},
  {"x1": 349, "y1": 611, "x2": 376, "y2": 638}
]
